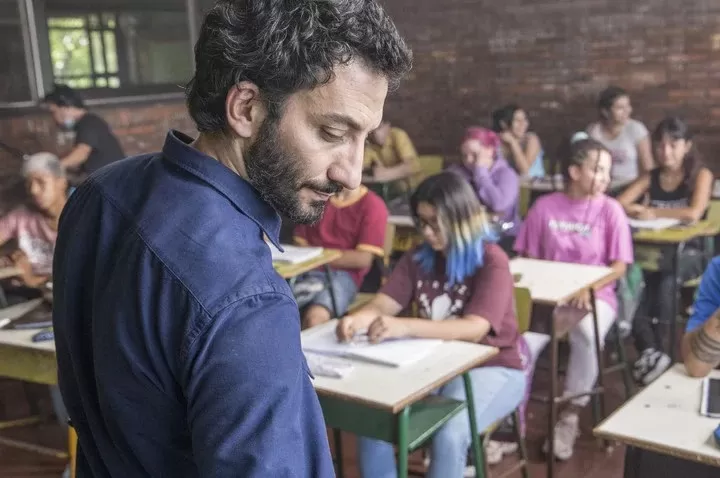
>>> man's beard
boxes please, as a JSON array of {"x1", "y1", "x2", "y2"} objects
[{"x1": 245, "y1": 115, "x2": 342, "y2": 225}]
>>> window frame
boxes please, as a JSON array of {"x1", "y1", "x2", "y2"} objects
[{"x1": 0, "y1": 0, "x2": 198, "y2": 109}]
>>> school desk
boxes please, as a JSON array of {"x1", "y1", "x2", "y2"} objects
[
  {"x1": 302, "y1": 319, "x2": 498, "y2": 478},
  {"x1": 594, "y1": 364, "x2": 720, "y2": 477},
  {"x1": 509, "y1": 257, "x2": 617, "y2": 478},
  {"x1": 274, "y1": 248, "x2": 342, "y2": 317},
  {"x1": 0, "y1": 298, "x2": 66, "y2": 459},
  {"x1": 632, "y1": 220, "x2": 720, "y2": 362}
]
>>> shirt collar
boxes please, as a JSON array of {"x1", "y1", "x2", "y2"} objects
[{"x1": 161, "y1": 130, "x2": 282, "y2": 249}]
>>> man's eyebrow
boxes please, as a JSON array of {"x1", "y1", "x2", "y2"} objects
[{"x1": 318, "y1": 113, "x2": 364, "y2": 131}]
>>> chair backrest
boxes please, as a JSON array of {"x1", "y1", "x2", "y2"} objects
[
  {"x1": 359, "y1": 222, "x2": 397, "y2": 293},
  {"x1": 417, "y1": 155, "x2": 444, "y2": 179},
  {"x1": 518, "y1": 185, "x2": 531, "y2": 218},
  {"x1": 707, "y1": 200, "x2": 720, "y2": 225},
  {"x1": 383, "y1": 222, "x2": 397, "y2": 263},
  {"x1": 513, "y1": 286, "x2": 532, "y2": 334}
]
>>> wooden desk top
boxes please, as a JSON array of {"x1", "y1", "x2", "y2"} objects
[
  {"x1": 509, "y1": 258, "x2": 614, "y2": 305},
  {"x1": 0, "y1": 299, "x2": 54, "y2": 354},
  {"x1": 302, "y1": 320, "x2": 498, "y2": 413},
  {"x1": 632, "y1": 220, "x2": 720, "y2": 245},
  {"x1": 595, "y1": 364, "x2": 720, "y2": 468},
  {"x1": 0, "y1": 266, "x2": 21, "y2": 281},
  {"x1": 273, "y1": 249, "x2": 342, "y2": 279},
  {"x1": 388, "y1": 215, "x2": 414, "y2": 227}
]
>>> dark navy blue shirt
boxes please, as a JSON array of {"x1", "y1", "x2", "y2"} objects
[{"x1": 53, "y1": 131, "x2": 334, "y2": 477}]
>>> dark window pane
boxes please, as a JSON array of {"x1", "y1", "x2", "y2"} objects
[
  {"x1": 118, "y1": 11, "x2": 192, "y2": 86},
  {"x1": 0, "y1": 0, "x2": 32, "y2": 103}
]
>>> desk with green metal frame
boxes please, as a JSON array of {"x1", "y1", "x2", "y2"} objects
[{"x1": 302, "y1": 320, "x2": 499, "y2": 478}]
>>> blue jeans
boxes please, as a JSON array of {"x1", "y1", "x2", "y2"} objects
[
  {"x1": 294, "y1": 269, "x2": 358, "y2": 317},
  {"x1": 358, "y1": 366, "x2": 526, "y2": 478}
]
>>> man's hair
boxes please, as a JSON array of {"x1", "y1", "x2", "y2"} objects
[
  {"x1": 186, "y1": 0, "x2": 413, "y2": 133},
  {"x1": 42, "y1": 85, "x2": 85, "y2": 109}
]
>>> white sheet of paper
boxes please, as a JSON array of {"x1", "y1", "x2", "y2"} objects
[
  {"x1": 302, "y1": 325, "x2": 443, "y2": 367},
  {"x1": 628, "y1": 218, "x2": 681, "y2": 230},
  {"x1": 268, "y1": 244, "x2": 323, "y2": 264}
]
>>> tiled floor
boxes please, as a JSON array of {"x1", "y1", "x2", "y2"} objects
[{"x1": 0, "y1": 345, "x2": 634, "y2": 478}]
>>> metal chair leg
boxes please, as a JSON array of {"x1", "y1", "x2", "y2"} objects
[
  {"x1": 512, "y1": 409, "x2": 530, "y2": 478},
  {"x1": 547, "y1": 329, "x2": 559, "y2": 478},
  {"x1": 333, "y1": 429, "x2": 344, "y2": 478},
  {"x1": 613, "y1": 323, "x2": 634, "y2": 400}
]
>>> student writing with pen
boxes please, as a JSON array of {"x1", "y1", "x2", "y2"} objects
[
  {"x1": 337, "y1": 172, "x2": 526, "y2": 478},
  {"x1": 617, "y1": 117, "x2": 714, "y2": 385}
]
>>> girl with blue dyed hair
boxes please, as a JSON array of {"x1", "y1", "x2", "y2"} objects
[{"x1": 337, "y1": 171, "x2": 526, "y2": 478}]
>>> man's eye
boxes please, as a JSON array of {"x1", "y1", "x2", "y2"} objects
[{"x1": 321, "y1": 128, "x2": 345, "y2": 142}]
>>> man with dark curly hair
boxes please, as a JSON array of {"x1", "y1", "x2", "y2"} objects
[{"x1": 51, "y1": 1, "x2": 411, "y2": 476}]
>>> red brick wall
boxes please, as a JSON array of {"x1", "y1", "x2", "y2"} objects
[
  {"x1": 0, "y1": 100, "x2": 193, "y2": 208},
  {"x1": 380, "y1": 0, "x2": 720, "y2": 173},
  {"x1": 4, "y1": 0, "x2": 720, "y2": 177},
  {"x1": 1, "y1": 100, "x2": 192, "y2": 163}
]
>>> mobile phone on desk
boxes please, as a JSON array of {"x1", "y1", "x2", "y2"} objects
[{"x1": 700, "y1": 377, "x2": 720, "y2": 418}]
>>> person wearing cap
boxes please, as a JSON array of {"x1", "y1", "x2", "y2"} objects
[
  {"x1": 42, "y1": 85, "x2": 125, "y2": 176},
  {"x1": 0, "y1": 152, "x2": 68, "y2": 292}
]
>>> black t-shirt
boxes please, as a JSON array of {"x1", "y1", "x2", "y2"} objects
[
  {"x1": 74, "y1": 113, "x2": 125, "y2": 174},
  {"x1": 648, "y1": 167, "x2": 707, "y2": 224}
]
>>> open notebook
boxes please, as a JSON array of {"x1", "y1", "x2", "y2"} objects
[
  {"x1": 628, "y1": 218, "x2": 681, "y2": 230},
  {"x1": 268, "y1": 244, "x2": 323, "y2": 264},
  {"x1": 302, "y1": 325, "x2": 442, "y2": 367}
]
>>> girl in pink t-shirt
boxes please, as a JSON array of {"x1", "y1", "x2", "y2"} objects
[
  {"x1": 0, "y1": 153, "x2": 68, "y2": 290},
  {"x1": 514, "y1": 138, "x2": 634, "y2": 461}
]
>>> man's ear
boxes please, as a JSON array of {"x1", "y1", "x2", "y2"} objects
[{"x1": 226, "y1": 81, "x2": 267, "y2": 138}]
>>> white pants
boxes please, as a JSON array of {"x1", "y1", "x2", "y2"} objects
[{"x1": 563, "y1": 299, "x2": 616, "y2": 406}]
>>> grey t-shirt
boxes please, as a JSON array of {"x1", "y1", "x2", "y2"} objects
[{"x1": 587, "y1": 119, "x2": 649, "y2": 183}]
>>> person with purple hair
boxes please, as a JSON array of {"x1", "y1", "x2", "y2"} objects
[{"x1": 447, "y1": 127, "x2": 521, "y2": 255}]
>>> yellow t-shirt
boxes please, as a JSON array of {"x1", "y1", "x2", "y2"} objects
[{"x1": 363, "y1": 127, "x2": 418, "y2": 169}]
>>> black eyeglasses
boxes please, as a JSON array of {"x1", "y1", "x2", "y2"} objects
[{"x1": 414, "y1": 216, "x2": 442, "y2": 234}]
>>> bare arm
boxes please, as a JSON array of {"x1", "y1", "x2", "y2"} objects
[
  {"x1": 339, "y1": 293, "x2": 404, "y2": 333},
  {"x1": 636, "y1": 136, "x2": 654, "y2": 174},
  {"x1": 649, "y1": 168, "x2": 714, "y2": 222},
  {"x1": 330, "y1": 250, "x2": 374, "y2": 270},
  {"x1": 595, "y1": 260, "x2": 627, "y2": 290},
  {"x1": 505, "y1": 134, "x2": 541, "y2": 176},
  {"x1": 617, "y1": 175, "x2": 651, "y2": 213},
  {"x1": 392, "y1": 314, "x2": 491, "y2": 342},
  {"x1": 682, "y1": 311, "x2": 720, "y2": 378},
  {"x1": 61, "y1": 143, "x2": 92, "y2": 169}
]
